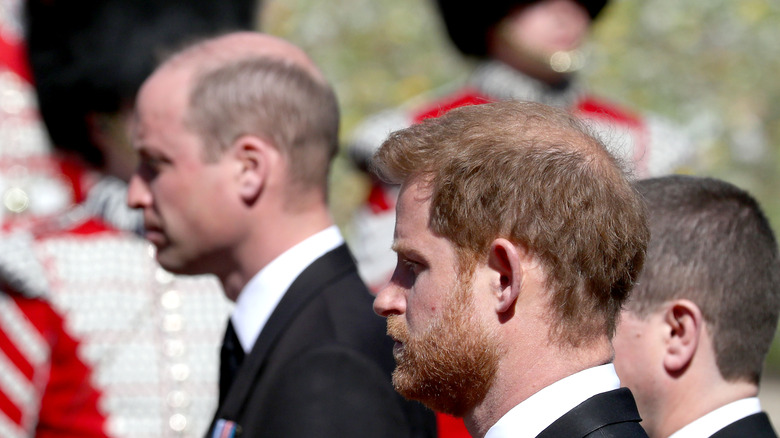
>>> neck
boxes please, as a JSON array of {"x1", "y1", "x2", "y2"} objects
[
  {"x1": 220, "y1": 202, "x2": 334, "y2": 301},
  {"x1": 651, "y1": 379, "x2": 758, "y2": 438},
  {"x1": 464, "y1": 337, "x2": 613, "y2": 438}
]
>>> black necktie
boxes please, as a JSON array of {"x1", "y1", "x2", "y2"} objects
[{"x1": 219, "y1": 320, "x2": 245, "y2": 406}]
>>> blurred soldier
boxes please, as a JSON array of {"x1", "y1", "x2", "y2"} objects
[
  {"x1": 1, "y1": 10, "x2": 106, "y2": 435},
  {"x1": 0, "y1": 1, "x2": 257, "y2": 436},
  {"x1": 347, "y1": 0, "x2": 694, "y2": 294}
]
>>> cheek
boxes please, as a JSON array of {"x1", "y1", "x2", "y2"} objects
[
  {"x1": 613, "y1": 328, "x2": 652, "y2": 388},
  {"x1": 405, "y1": 283, "x2": 441, "y2": 332},
  {"x1": 404, "y1": 296, "x2": 435, "y2": 333}
]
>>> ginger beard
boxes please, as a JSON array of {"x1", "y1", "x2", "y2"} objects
[{"x1": 386, "y1": 273, "x2": 501, "y2": 417}]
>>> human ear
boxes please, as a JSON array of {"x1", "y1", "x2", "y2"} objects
[
  {"x1": 232, "y1": 135, "x2": 276, "y2": 204},
  {"x1": 487, "y1": 238, "x2": 525, "y2": 316},
  {"x1": 662, "y1": 300, "x2": 702, "y2": 374}
]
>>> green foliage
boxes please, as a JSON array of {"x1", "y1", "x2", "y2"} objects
[
  {"x1": 261, "y1": 0, "x2": 780, "y2": 366},
  {"x1": 262, "y1": 0, "x2": 780, "y2": 228}
]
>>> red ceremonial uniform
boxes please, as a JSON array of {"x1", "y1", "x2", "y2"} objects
[
  {"x1": 0, "y1": 8, "x2": 231, "y2": 437},
  {"x1": 347, "y1": 60, "x2": 696, "y2": 292}
]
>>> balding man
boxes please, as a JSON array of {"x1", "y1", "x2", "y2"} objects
[{"x1": 128, "y1": 32, "x2": 436, "y2": 438}]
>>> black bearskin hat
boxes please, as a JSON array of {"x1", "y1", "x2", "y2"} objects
[
  {"x1": 25, "y1": 0, "x2": 259, "y2": 168},
  {"x1": 435, "y1": 0, "x2": 608, "y2": 57}
]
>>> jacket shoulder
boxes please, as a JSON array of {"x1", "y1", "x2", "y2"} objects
[
  {"x1": 538, "y1": 388, "x2": 648, "y2": 438},
  {"x1": 711, "y1": 412, "x2": 778, "y2": 438}
]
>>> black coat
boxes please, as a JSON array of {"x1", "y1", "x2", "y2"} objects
[
  {"x1": 207, "y1": 245, "x2": 436, "y2": 438},
  {"x1": 536, "y1": 388, "x2": 649, "y2": 438},
  {"x1": 710, "y1": 412, "x2": 778, "y2": 438}
]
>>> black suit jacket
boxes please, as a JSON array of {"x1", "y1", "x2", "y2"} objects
[
  {"x1": 208, "y1": 245, "x2": 436, "y2": 438},
  {"x1": 536, "y1": 388, "x2": 648, "y2": 438},
  {"x1": 710, "y1": 412, "x2": 778, "y2": 438}
]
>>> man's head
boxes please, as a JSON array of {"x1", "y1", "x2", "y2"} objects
[
  {"x1": 435, "y1": 0, "x2": 608, "y2": 83},
  {"x1": 372, "y1": 101, "x2": 647, "y2": 417},
  {"x1": 613, "y1": 175, "x2": 780, "y2": 437},
  {"x1": 127, "y1": 32, "x2": 339, "y2": 280}
]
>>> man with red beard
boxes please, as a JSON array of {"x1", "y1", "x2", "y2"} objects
[{"x1": 373, "y1": 100, "x2": 650, "y2": 438}]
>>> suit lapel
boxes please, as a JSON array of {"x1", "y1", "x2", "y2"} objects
[
  {"x1": 536, "y1": 388, "x2": 642, "y2": 438},
  {"x1": 215, "y1": 244, "x2": 356, "y2": 419}
]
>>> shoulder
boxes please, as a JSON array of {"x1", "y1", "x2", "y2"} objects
[
  {"x1": 711, "y1": 412, "x2": 778, "y2": 438},
  {"x1": 539, "y1": 388, "x2": 648, "y2": 438},
  {"x1": 408, "y1": 87, "x2": 493, "y2": 123},
  {"x1": 575, "y1": 95, "x2": 697, "y2": 177},
  {"x1": 265, "y1": 246, "x2": 396, "y2": 382},
  {"x1": 582, "y1": 421, "x2": 649, "y2": 438},
  {"x1": 285, "y1": 250, "x2": 389, "y2": 359},
  {"x1": 0, "y1": 215, "x2": 123, "y2": 301},
  {"x1": 243, "y1": 344, "x2": 410, "y2": 438},
  {"x1": 575, "y1": 95, "x2": 644, "y2": 128}
]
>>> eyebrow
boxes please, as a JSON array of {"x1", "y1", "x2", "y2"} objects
[{"x1": 391, "y1": 241, "x2": 427, "y2": 263}]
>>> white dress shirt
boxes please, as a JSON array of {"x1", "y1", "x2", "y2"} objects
[
  {"x1": 230, "y1": 225, "x2": 344, "y2": 353},
  {"x1": 485, "y1": 364, "x2": 621, "y2": 438},
  {"x1": 669, "y1": 397, "x2": 762, "y2": 438}
]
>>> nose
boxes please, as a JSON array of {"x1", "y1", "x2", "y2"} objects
[
  {"x1": 373, "y1": 282, "x2": 406, "y2": 317},
  {"x1": 127, "y1": 173, "x2": 151, "y2": 209}
]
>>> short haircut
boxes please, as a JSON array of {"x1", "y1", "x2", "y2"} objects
[
  {"x1": 373, "y1": 101, "x2": 648, "y2": 346},
  {"x1": 629, "y1": 175, "x2": 780, "y2": 384},
  {"x1": 186, "y1": 57, "x2": 340, "y2": 199}
]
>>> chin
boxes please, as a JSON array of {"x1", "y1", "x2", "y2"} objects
[{"x1": 154, "y1": 250, "x2": 189, "y2": 274}]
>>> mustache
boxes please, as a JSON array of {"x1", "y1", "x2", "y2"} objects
[{"x1": 386, "y1": 315, "x2": 409, "y2": 343}]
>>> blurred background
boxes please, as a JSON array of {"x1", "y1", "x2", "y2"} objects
[
  {"x1": 258, "y1": 0, "x2": 779, "y2": 230},
  {"x1": 4, "y1": 0, "x2": 776, "y2": 434},
  {"x1": 257, "y1": 0, "x2": 780, "y2": 367}
]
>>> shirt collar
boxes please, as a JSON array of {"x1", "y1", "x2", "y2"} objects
[
  {"x1": 230, "y1": 225, "x2": 343, "y2": 353},
  {"x1": 669, "y1": 397, "x2": 762, "y2": 438},
  {"x1": 485, "y1": 364, "x2": 621, "y2": 438}
]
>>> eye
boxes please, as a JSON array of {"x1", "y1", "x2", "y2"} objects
[
  {"x1": 390, "y1": 255, "x2": 422, "y2": 289},
  {"x1": 401, "y1": 257, "x2": 423, "y2": 276},
  {"x1": 397, "y1": 253, "x2": 427, "y2": 284},
  {"x1": 136, "y1": 153, "x2": 165, "y2": 181}
]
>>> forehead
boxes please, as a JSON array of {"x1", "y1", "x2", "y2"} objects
[
  {"x1": 395, "y1": 181, "x2": 458, "y2": 264},
  {"x1": 136, "y1": 66, "x2": 191, "y2": 121},
  {"x1": 133, "y1": 67, "x2": 196, "y2": 151},
  {"x1": 395, "y1": 180, "x2": 431, "y2": 237}
]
